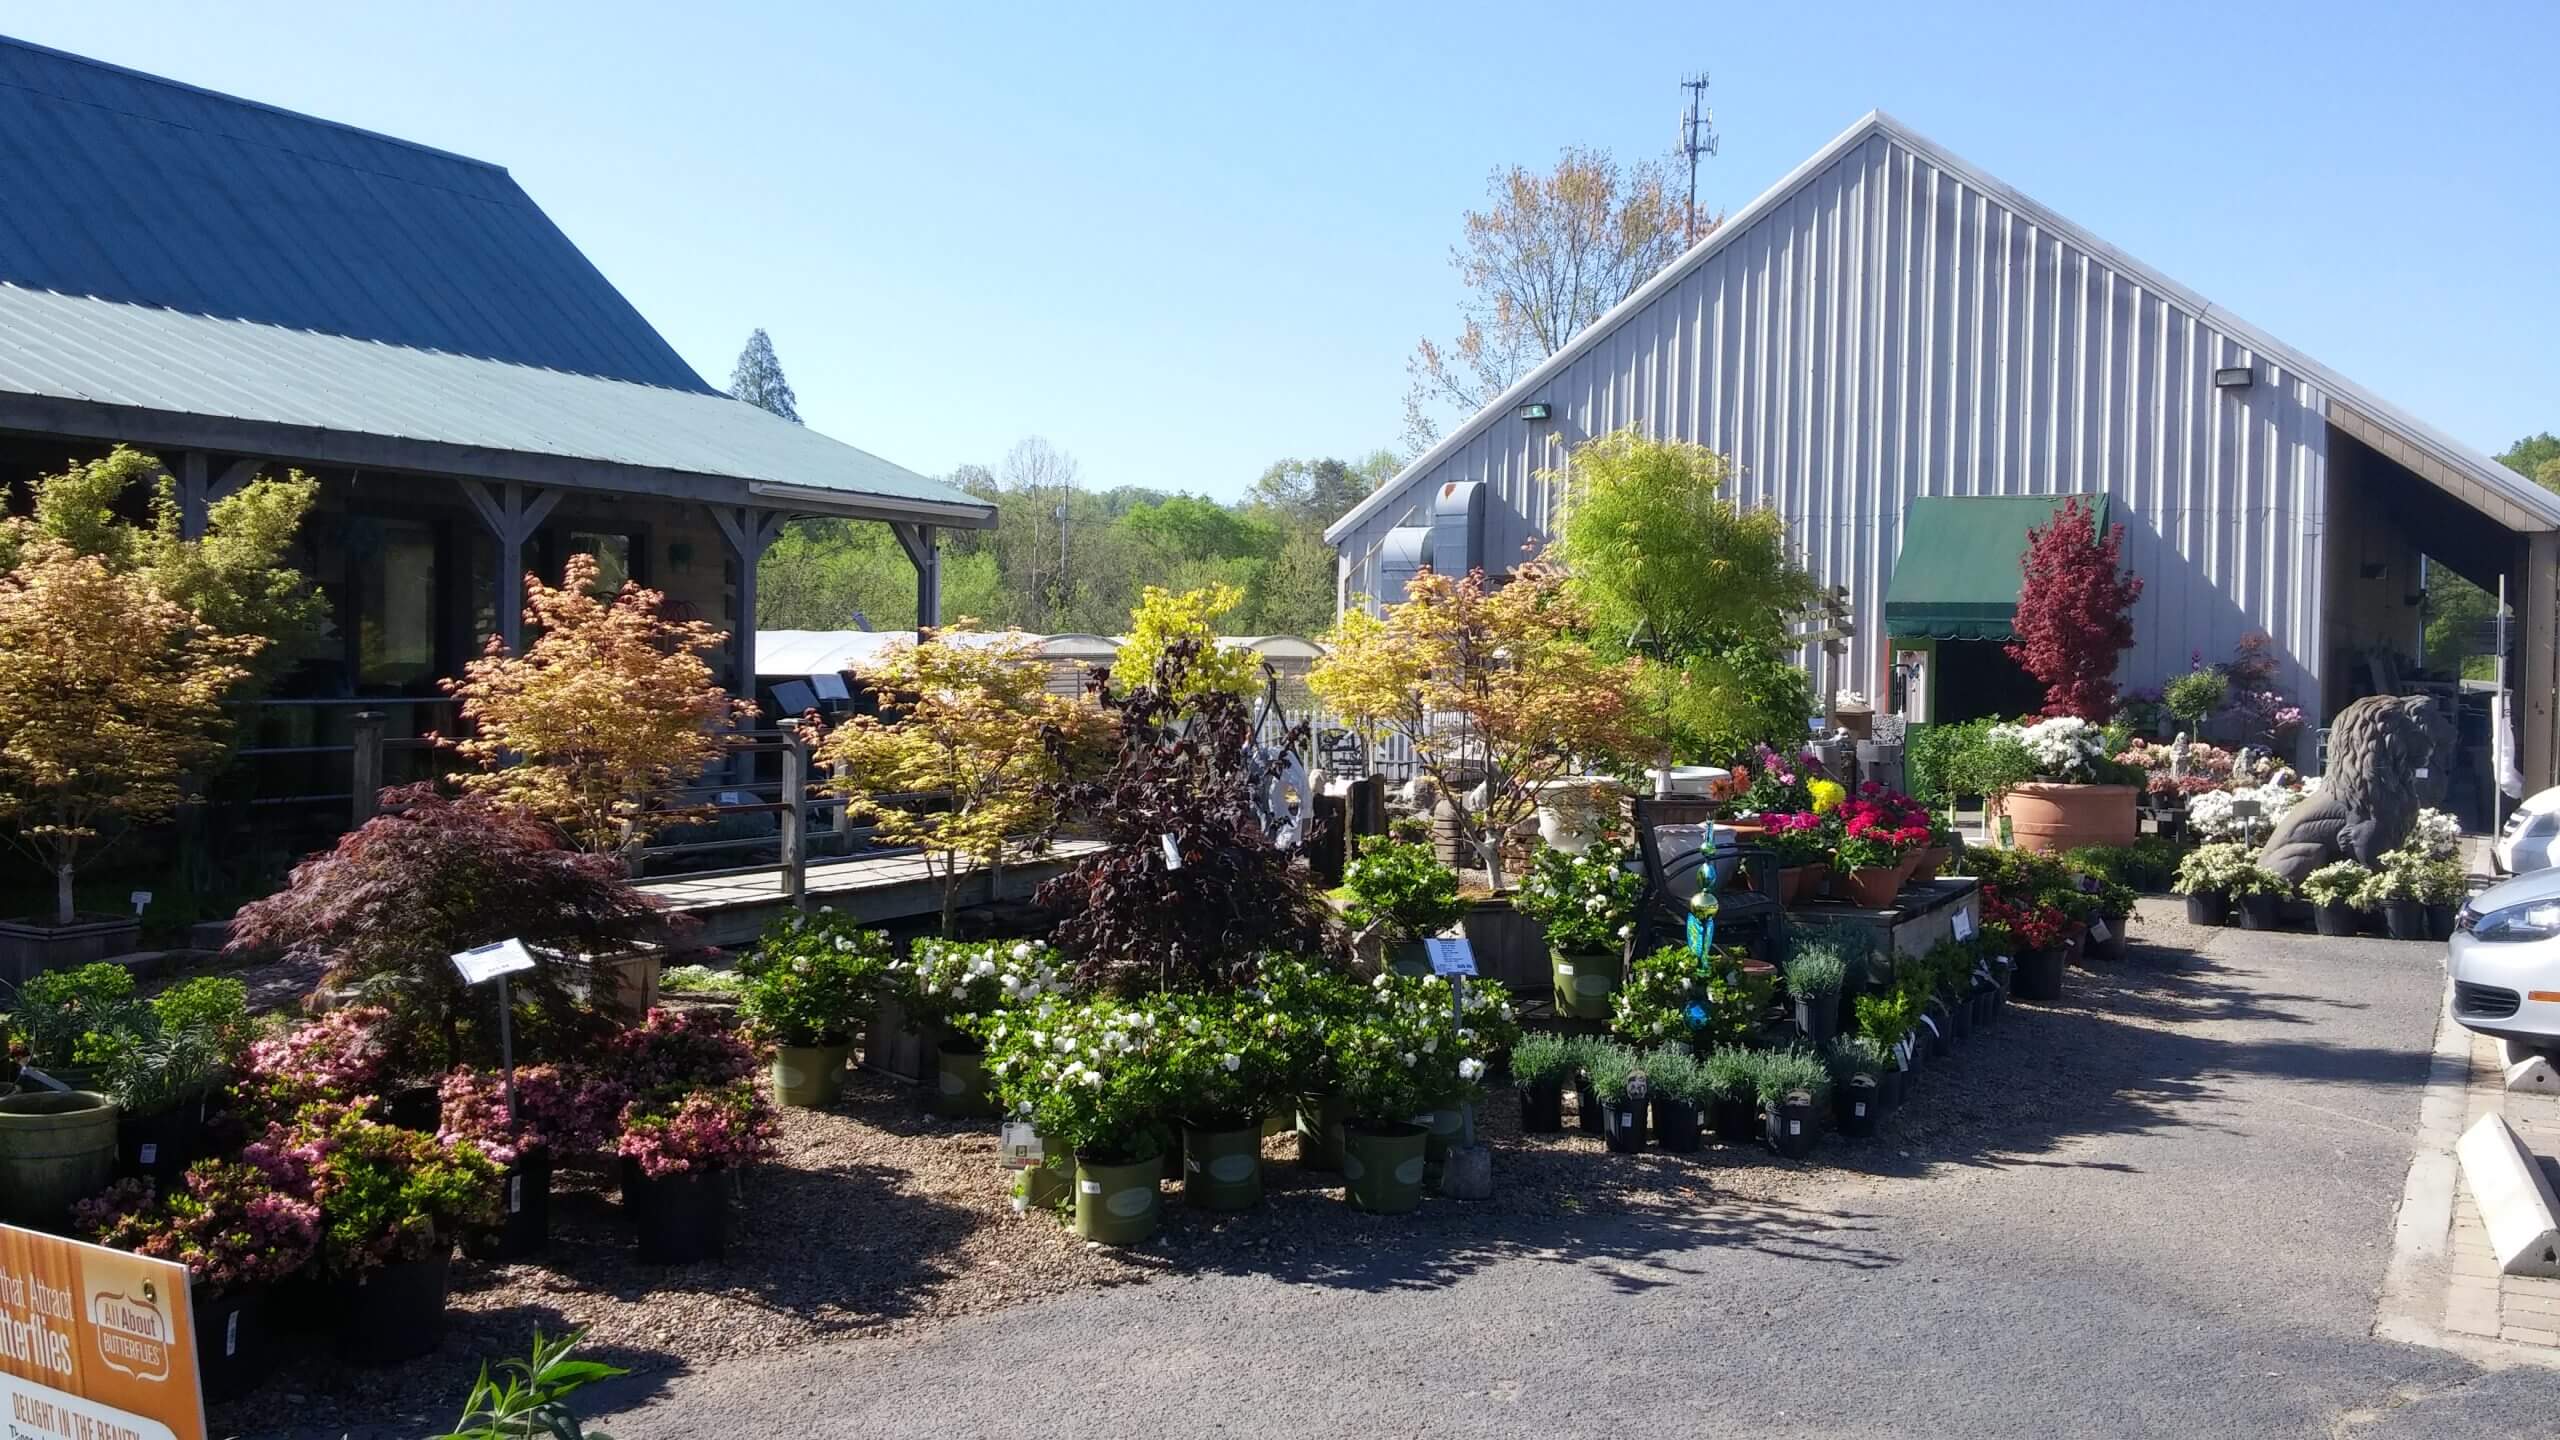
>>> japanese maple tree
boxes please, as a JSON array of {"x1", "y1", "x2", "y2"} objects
[
  {"x1": 1311, "y1": 559, "x2": 1641, "y2": 887},
  {"x1": 444, "y1": 553, "x2": 754, "y2": 853},
  {"x1": 2008, "y1": 498, "x2": 2142, "y2": 722}
]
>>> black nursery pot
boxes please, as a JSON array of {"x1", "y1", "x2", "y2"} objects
[
  {"x1": 1711, "y1": 1095, "x2": 1760, "y2": 1144},
  {"x1": 2089, "y1": 915, "x2": 2130, "y2": 962},
  {"x1": 1834, "y1": 1076, "x2": 1880, "y2": 1139},
  {"x1": 193, "y1": 1287, "x2": 272, "y2": 1401},
  {"x1": 1765, "y1": 1095, "x2": 1820, "y2": 1160},
  {"x1": 1877, "y1": 1066, "x2": 1909, "y2": 1112},
  {"x1": 1574, "y1": 1077, "x2": 1605, "y2": 1135},
  {"x1": 1517, "y1": 1077, "x2": 1566, "y2": 1134},
  {"x1": 382, "y1": 1085, "x2": 443, "y2": 1133},
  {"x1": 2184, "y1": 892, "x2": 2231, "y2": 927},
  {"x1": 1601, "y1": 1097, "x2": 1649, "y2": 1153},
  {"x1": 333, "y1": 1249, "x2": 452, "y2": 1366},
  {"x1": 116, "y1": 1101, "x2": 207, "y2": 1186},
  {"x1": 2428, "y1": 903, "x2": 2458, "y2": 941},
  {"x1": 2011, "y1": 946, "x2": 2067, "y2": 1003},
  {"x1": 2383, "y1": 899, "x2": 2430, "y2": 942},
  {"x1": 623, "y1": 1157, "x2": 733, "y2": 1264},
  {"x1": 2236, "y1": 894, "x2": 2283, "y2": 931},
  {"x1": 2312, "y1": 903, "x2": 2360, "y2": 938},
  {"x1": 1943, "y1": 992, "x2": 1973, "y2": 1041},
  {"x1": 1793, "y1": 992, "x2": 1840, "y2": 1047},
  {"x1": 1650, "y1": 1095, "x2": 1704, "y2": 1153},
  {"x1": 468, "y1": 1149, "x2": 554, "y2": 1261}
]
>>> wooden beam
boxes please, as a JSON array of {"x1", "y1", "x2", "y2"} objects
[
  {"x1": 891, "y1": 521, "x2": 940, "y2": 635},
  {"x1": 2526, "y1": 531, "x2": 2559, "y2": 790},
  {"x1": 461, "y1": 479, "x2": 557, "y2": 653}
]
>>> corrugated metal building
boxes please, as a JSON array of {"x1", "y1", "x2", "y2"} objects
[{"x1": 1328, "y1": 111, "x2": 2560, "y2": 788}]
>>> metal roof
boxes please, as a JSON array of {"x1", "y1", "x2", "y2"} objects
[
  {"x1": 1329, "y1": 110, "x2": 2560, "y2": 542},
  {"x1": 0, "y1": 35, "x2": 707, "y2": 391}
]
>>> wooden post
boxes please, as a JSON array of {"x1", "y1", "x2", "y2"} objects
[
  {"x1": 830, "y1": 758, "x2": 854, "y2": 839},
  {"x1": 350, "y1": 710, "x2": 386, "y2": 828},
  {"x1": 2525, "y1": 531, "x2": 2560, "y2": 790},
  {"x1": 891, "y1": 522, "x2": 940, "y2": 636},
  {"x1": 779, "y1": 722, "x2": 810, "y2": 912},
  {"x1": 460, "y1": 480, "x2": 560, "y2": 653}
]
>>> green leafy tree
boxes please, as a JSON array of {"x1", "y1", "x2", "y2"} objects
[
  {"x1": 1548, "y1": 431, "x2": 1821, "y2": 781},
  {"x1": 728, "y1": 328, "x2": 800, "y2": 423}
]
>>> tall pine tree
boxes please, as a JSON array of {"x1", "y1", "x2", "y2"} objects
[{"x1": 728, "y1": 328, "x2": 801, "y2": 423}]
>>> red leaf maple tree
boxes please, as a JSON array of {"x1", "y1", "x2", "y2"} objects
[{"x1": 2007, "y1": 497, "x2": 2142, "y2": 721}]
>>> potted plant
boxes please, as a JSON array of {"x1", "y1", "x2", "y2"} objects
[
  {"x1": 1509, "y1": 1032, "x2": 1573, "y2": 1134},
  {"x1": 245, "y1": 1102, "x2": 502, "y2": 1364},
  {"x1": 4, "y1": 961, "x2": 148, "y2": 1091},
  {"x1": 1758, "y1": 811, "x2": 1837, "y2": 904},
  {"x1": 1643, "y1": 1044, "x2": 1706, "y2": 1153},
  {"x1": 979, "y1": 995, "x2": 1171, "y2": 1241},
  {"x1": 1826, "y1": 1036, "x2": 1884, "y2": 1139},
  {"x1": 615, "y1": 1082, "x2": 780, "y2": 1264},
  {"x1": 1983, "y1": 716, "x2": 2140, "y2": 854},
  {"x1": 1782, "y1": 939, "x2": 1850, "y2": 1047},
  {"x1": 2301, "y1": 861, "x2": 2368, "y2": 937},
  {"x1": 76, "y1": 1159, "x2": 321, "y2": 1400},
  {"x1": 1611, "y1": 943, "x2": 1704, "y2": 1048},
  {"x1": 1982, "y1": 890, "x2": 2070, "y2": 1002},
  {"x1": 2227, "y1": 864, "x2": 2292, "y2": 931},
  {"x1": 1157, "y1": 990, "x2": 1285, "y2": 1212},
  {"x1": 2418, "y1": 857, "x2": 2468, "y2": 940},
  {"x1": 899, "y1": 936, "x2": 1066, "y2": 1118},
  {"x1": 1411, "y1": 975, "x2": 1517, "y2": 1192},
  {"x1": 1756, "y1": 1049, "x2": 1831, "y2": 1160},
  {"x1": 95, "y1": 976, "x2": 252, "y2": 1184},
  {"x1": 1340, "y1": 834, "x2": 1469, "y2": 977},
  {"x1": 2080, "y1": 875, "x2": 2138, "y2": 961},
  {"x1": 1832, "y1": 785, "x2": 1934, "y2": 908},
  {"x1": 2163, "y1": 667, "x2": 2230, "y2": 740},
  {"x1": 1262, "y1": 959, "x2": 1362, "y2": 1171},
  {"x1": 1515, "y1": 840, "x2": 1643, "y2": 1020},
  {"x1": 1582, "y1": 1040, "x2": 1647, "y2": 1153},
  {"x1": 438, "y1": 1062, "x2": 621, "y2": 1260},
  {"x1": 739, "y1": 912, "x2": 892, "y2": 1109},
  {"x1": 1854, "y1": 988, "x2": 1917, "y2": 1111},
  {"x1": 1324, "y1": 982, "x2": 1439, "y2": 1214},
  {"x1": 1701, "y1": 1046, "x2": 1761, "y2": 1144},
  {"x1": 2173, "y1": 842, "x2": 2253, "y2": 927}
]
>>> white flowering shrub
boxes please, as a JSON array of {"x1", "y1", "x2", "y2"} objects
[
  {"x1": 2406, "y1": 807, "x2": 2461, "y2": 861},
  {"x1": 1988, "y1": 716, "x2": 2108, "y2": 781},
  {"x1": 894, "y1": 936, "x2": 1067, "y2": 1029}
]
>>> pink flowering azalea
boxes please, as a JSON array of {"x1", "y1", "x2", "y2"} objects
[{"x1": 616, "y1": 1081, "x2": 779, "y2": 1178}]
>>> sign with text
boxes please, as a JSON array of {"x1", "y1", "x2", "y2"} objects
[
  {"x1": 1423, "y1": 937, "x2": 1477, "y2": 978},
  {"x1": 1951, "y1": 908, "x2": 1975, "y2": 942},
  {"x1": 450, "y1": 938, "x2": 537, "y2": 987},
  {"x1": 0, "y1": 1223, "x2": 203, "y2": 1440}
]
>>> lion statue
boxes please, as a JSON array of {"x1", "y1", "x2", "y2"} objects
[{"x1": 2257, "y1": 695, "x2": 2436, "y2": 885}]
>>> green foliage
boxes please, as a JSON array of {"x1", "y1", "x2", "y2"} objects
[
  {"x1": 2173, "y1": 842, "x2": 2256, "y2": 896},
  {"x1": 2302, "y1": 861, "x2": 2371, "y2": 908},
  {"x1": 1514, "y1": 841, "x2": 1643, "y2": 953},
  {"x1": 1580, "y1": 1038, "x2": 1640, "y2": 1104},
  {"x1": 2222, "y1": 864, "x2": 2292, "y2": 900},
  {"x1": 1700, "y1": 1046, "x2": 1759, "y2": 1103},
  {"x1": 1782, "y1": 936, "x2": 1852, "y2": 999},
  {"x1": 659, "y1": 965, "x2": 745, "y2": 997},
  {"x1": 894, "y1": 936, "x2": 1068, "y2": 1031},
  {"x1": 2060, "y1": 837, "x2": 2185, "y2": 893},
  {"x1": 4, "y1": 962, "x2": 144, "y2": 1071},
  {"x1": 1641, "y1": 1043, "x2": 1706, "y2": 1106},
  {"x1": 96, "y1": 975, "x2": 253, "y2": 1116},
  {"x1": 1154, "y1": 987, "x2": 1292, "y2": 1126},
  {"x1": 979, "y1": 995, "x2": 1172, "y2": 1164},
  {"x1": 1325, "y1": 972, "x2": 1517, "y2": 1120},
  {"x1": 1109, "y1": 584, "x2": 1264, "y2": 708},
  {"x1": 1340, "y1": 835, "x2": 1467, "y2": 945},
  {"x1": 1698, "y1": 948, "x2": 1771, "y2": 1049},
  {"x1": 728, "y1": 327, "x2": 799, "y2": 423},
  {"x1": 2358, "y1": 847, "x2": 2466, "y2": 907},
  {"x1": 1611, "y1": 944, "x2": 1701, "y2": 1046},
  {"x1": 432, "y1": 1328, "x2": 625, "y2": 1440},
  {"x1": 1854, "y1": 986, "x2": 1918, "y2": 1056},
  {"x1": 292, "y1": 1104, "x2": 503, "y2": 1276},
  {"x1": 1508, "y1": 1031, "x2": 1577, "y2": 1089},
  {"x1": 1826, "y1": 1034, "x2": 1885, "y2": 1082},
  {"x1": 737, "y1": 912, "x2": 893, "y2": 1046},
  {"x1": 2163, "y1": 669, "x2": 2230, "y2": 726},
  {"x1": 1943, "y1": 722, "x2": 2040, "y2": 802},
  {"x1": 1752, "y1": 1048, "x2": 1832, "y2": 1108}
]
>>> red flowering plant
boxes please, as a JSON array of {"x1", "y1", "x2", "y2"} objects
[
  {"x1": 1980, "y1": 887, "x2": 2068, "y2": 953},
  {"x1": 76, "y1": 1161, "x2": 322, "y2": 1297},
  {"x1": 439, "y1": 1063, "x2": 627, "y2": 1168},
  {"x1": 1758, "y1": 810, "x2": 1837, "y2": 868},
  {"x1": 1732, "y1": 743, "x2": 1821, "y2": 815},
  {"x1": 1832, "y1": 785, "x2": 1933, "y2": 872},
  {"x1": 616, "y1": 1083, "x2": 779, "y2": 1179}
]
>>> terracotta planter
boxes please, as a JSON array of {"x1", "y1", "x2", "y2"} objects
[
  {"x1": 1906, "y1": 846, "x2": 1948, "y2": 885},
  {"x1": 1998, "y1": 782, "x2": 2139, "y2": 855},
  {"x1": 1839, "y1": 864, "x2": 1905, "y2": 909},
  {"x1": 1775, "y1": 863, "x2": 1831, "y2": 906}
]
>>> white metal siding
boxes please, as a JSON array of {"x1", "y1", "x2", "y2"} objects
[{"x1": 1338, "y1": 130, "x2": 2330, "y2": 725}]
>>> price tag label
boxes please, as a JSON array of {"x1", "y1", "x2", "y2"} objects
[
  {"x1": 129, "y1": 889, "x2": 153, "y2": 915},
  {"x1": 1000, "y1": 1121, "x2": 1044, "y2": 1170},
  {"x1": 137, "y1": 1143, "x2": 158, "y2": 1165},
  {"x1": 1424, "y1": 936, "x2": 1477, "y2": 977},
  {"x1": 1555, "y1": 962, "x2": 1576, "y2": 977},
  {"x1": 1626, "y1": 1073, "x2": 1649, "y2": 1100},
  {"x1": 1787, "y1": 1119, "x2": 1802, "y2": 1136},
  {"x1": 1079, "y1": 1179, "x2": 1102, "y2": 1195},
  {"x1": 1160, "y1": 833, "x2": 1183, "y2": 870},
  {"x1": 2415, "y1": 766, "x2": 2430, "y2": 780},
  {"x1": 509, "y1": 1174, "x2": 524, "y2": 1214},
  {"x1": 451, "y1": 937, "x2": 537, "y2": 985},
  {"x1": 2089, "y1": 919, "x2": 2111, "y2": 943},
  {"x1": 1952, "y1": 908, "x2": 1976, "y2": 942}
]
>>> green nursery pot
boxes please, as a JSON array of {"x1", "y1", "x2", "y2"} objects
[
  {"x1": 934, "y1": 1041, "x2": 1001, "y2": 1120},
  {"x1": 1295, "y1": 1093, "x2": 1348, "y2": 1171},
  {"x1": 770, "y1": 1042, "x2": 849, "y2": 1108},
  {"x1": 1182, "y1": 1118, "x2": 1264, "y2": 1211},
  {"x1": 1072, "y1": 1153, "x2": 1164, "y2": 1245},
  {"x1": 1550, "y1": 948, "x2": 1622, "y2": 1020},
  {"x1": 1411, "y1": 1104, "x2": 1464, "y2": 1183},
  {"x1": 1340, "y1": 1121, "x2": 1428, "y2": 1215},
  {"x1": 1023, "y1": 1153, "x2": 1076, "y2": 1211}
]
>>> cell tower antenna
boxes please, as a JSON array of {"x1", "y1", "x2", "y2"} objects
[{"x1": 1679, "y1": 72, "x2": 1719, "y2": 243}]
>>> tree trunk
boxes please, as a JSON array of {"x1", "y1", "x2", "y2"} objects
[
  {"x1": 54, "y1": 863, "x2": 74, "y2": 927},
  {"x1": 1477, "y1": 835, "x2": 1507, "y2": 892},
  {"x1": 1656, "y1": 741, "x2": 1675, "y2": 799}
]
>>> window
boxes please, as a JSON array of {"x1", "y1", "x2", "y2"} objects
[
  {"x1": 355, "y1": 518, "x2": 438, "y2": 691},
  {"x1": 568, "y1": 531, "x2": 633, "y2": 594}
]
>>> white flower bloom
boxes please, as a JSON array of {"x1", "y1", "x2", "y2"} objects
[
  {"x1": 1421, "y1": 1036, "x2": 1437, "y2": 1054},
  {"x1": 1012, "y1": 942, "x2": 1035, "y2": 961},
  {"x1": 1400, "y1": 1051, "x2": 1416, "y2": 1067},
  {"x1": 1220, "y1": 1053, "x2": 1241, "y2": 1073},
  {"x1": 1458, "y1": 1058, "x2": 1484, "y2": 1081}
]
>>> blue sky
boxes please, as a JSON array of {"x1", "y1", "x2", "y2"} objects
[{"x1": 11, "y1": 2, "x2": 2556, "y2": 500}]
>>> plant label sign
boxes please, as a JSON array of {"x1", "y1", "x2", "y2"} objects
[
  {"x1": 1423, "y1": 937, "x2": 1477, "y2": 977},
  {"x1": 999, "y1": 1122, "x2": 1043, "y2": 1170},
  {"x1": 0, "y1": 1223, "x2": 207, "y2": 1440},
  {"x1": 450, "y1": 937, "x2": 537, "y2": 986},
  {"x1": 2089, "y1": 918, "x2": 2111, "y2": 943},
  {"x1": 1159, "y1": 834, "x2": 1183, "y2": 870},
  {"x1": 1951, "y1": 908, "x2": 1975, "y2": 942},
  {"x1": 128, "y1": 891, "x2": 151, "y2": 916}
]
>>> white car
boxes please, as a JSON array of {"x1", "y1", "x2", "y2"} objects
[
  {"x1": 2447, "y1": 866, "x2": 2560, "y2": 1051},
  {"x1": 2493, "y1": 786, "x2": 2560, "y2": 875}
]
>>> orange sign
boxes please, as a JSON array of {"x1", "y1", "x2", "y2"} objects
[{"x1": 0, "y1": 1223, "x2": 203, "y2": 1440}]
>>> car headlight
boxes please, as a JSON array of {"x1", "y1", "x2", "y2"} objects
[{"x1": 2467, "y1": 899, "x2": 2560, "y2": 942}]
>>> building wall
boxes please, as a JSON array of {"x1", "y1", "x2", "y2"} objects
[{"x1": 1337, "y1": 128, "x2": 2333, "y2": 744}]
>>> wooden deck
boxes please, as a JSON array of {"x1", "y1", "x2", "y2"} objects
[{"x1": 637, "y1": 839, "x2": 1109, "y2": 946}]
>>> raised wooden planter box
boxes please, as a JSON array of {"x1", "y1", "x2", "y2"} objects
[
  {"x1": 0, "y1": 916, "x2": 141, "y2": 986},
  {"x1": 1458, "y1": 896, "x2": 1549, "y2": 994}
]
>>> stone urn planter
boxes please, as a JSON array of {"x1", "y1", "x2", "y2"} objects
[
  {"x1": 1998, "y1": 782, "x2": 2139, "y2": 855},
  {"x1": 1533, "y1": 776, "x2": 1626, "y2": 854}
]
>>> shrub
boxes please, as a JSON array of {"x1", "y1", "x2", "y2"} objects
[
  {"x1": 75, "y1": 1160, "x2": 320, "y2": 1296},
  {"x1": 246, "y1": 1103, "x2": 503, "y2": 1278},
  {"x1": 1855, "y1": 988, "x2": 1917, "y2": 1057},
  {"x1": 1514, "y1": 841, "x2": 1643, "y2": 955},
  {"x1": 1340, "y1": 835, "x2": 1468, "y2": 946},
  {"x1": 1701, "y1": 1046, "x2": 1759, "y2": 1103},
  {"x1": 1643, "y1": 1044, "x2": 1710, "y2": 1106},
  {"x1": 1752, "y1": 1048, "x2": 1832, "y2": 1109},
  {"x1": 616, "y1": 1082, "x2": 780, "y2": 1179},
  {"x1": 1697, "y1": 948, "x2": 1772, "y2": 1049},
  {"x1": 2223, "y1": 865, "x2": 2292, "y2": 900},
  {"x1": 1580, "y1": 1039, "x2": 1640, "y2": 1104},
  {"x1": 2407, "y1": 808, "x2": 2462, "y2": 862},
  {"x1": 2301, "y1": 862, "x2": 2370, "y2": 909},
  {"x1": 1110, "y1": 585, "x2": 1263, "y2": 710},
  {"x1": 1782, "y1": 940, "x2": 1851, "y2": 1001},
  {"x1": 894, "y1": 935, "x2": 1068, "y2": 1033},
  {"x1": 1152, "y1": 989, "x2": 1292, "y2": 1127},
  {"x1": 438, "y1": 1063, "x2": 625, "y2": 1167},
  {"x1": 2173, "y1": 842, "x2": 2256, "y2": 897},
  {"x1": 1322, "y1": 972, "x2": 1518, "y2": 1123},
  {"x1": 228, "y1": 785, "x2": 670, "y2": 1070},
  {"x1": 2008, "y1": 496, "x2": 2142, "y2": 720},
  {"x1": 659, "y1": 965, "x2": 744, "y2": 997},
  {"x1": 4, "y1": 962, "x2": 146, "y2": 1072},
  {"x1": 738, "y1": 913, "x2": 893, "y2": 1047},
  {"x1": 234, "y1": 1006, "x2": 401, "y2": 1124},
  {"x1": 1826, "y1": 1035, "x2": 1885, "y2": 1083},
  {"x1": 1612, "y1": 945, "x2": 1701, "y2": 1046},
  {"x1": 2163, "y1": 668, "x2": 2230, "y2": 729},
  {"x1": 606, "y1": 1008, "x2": 760, "y2": 1098},
  {"x1": 1508, "y1": 1032, "x2": 1577, "y2": 1089},
  {"x1": 979, "y1": 995, "x2": 1171, "y2": 1163},
  {"x1": 2062, "y1": 838, "x2": 2185, "y2": 893}
]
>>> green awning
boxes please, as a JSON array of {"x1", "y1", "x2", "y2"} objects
[{"x1": 1883, "y1": 494, "x2": 2111, "y2": 642}]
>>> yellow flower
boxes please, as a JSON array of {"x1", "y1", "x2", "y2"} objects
[{"x1": 1808, "y1": 778, "x2": 1846, "y2": 813}]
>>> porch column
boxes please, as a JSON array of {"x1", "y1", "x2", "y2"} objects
[
  {"x1": 890, "y1": 521, "x2": 940, "y2": 636},
  {"x1": 460, "y1": 480, "x2": 560, "y2": 652},
  {"x1": 2525, "y1": 530, "x2": 2560, "y2": 790},
  {"x1": 172, "y1": 454, "x2": 263, "y2": 540},
  {"x1": 709, "y1": 505, "x2": 785, "y2": 696}
]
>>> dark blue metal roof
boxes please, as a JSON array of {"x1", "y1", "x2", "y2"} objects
[{"x1": 0, "y1": 35, "x2": 711, "y2": 392}]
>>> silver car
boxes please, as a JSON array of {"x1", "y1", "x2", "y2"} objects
[
  {"x1": 2493, "y1": 786, "x2": 2560, "y2": 875},
  {"x1": 2447, "y1": 865, "x2": 2560, "y2": 1051}
]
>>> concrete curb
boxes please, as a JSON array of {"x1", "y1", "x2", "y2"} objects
[
  {"x1": 2455, "y1": 1114, "x2": 2560, "y2": 1277},
  {"x1": 2375, "y1": 977, "x2": 2474, "y2": 1345}
]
